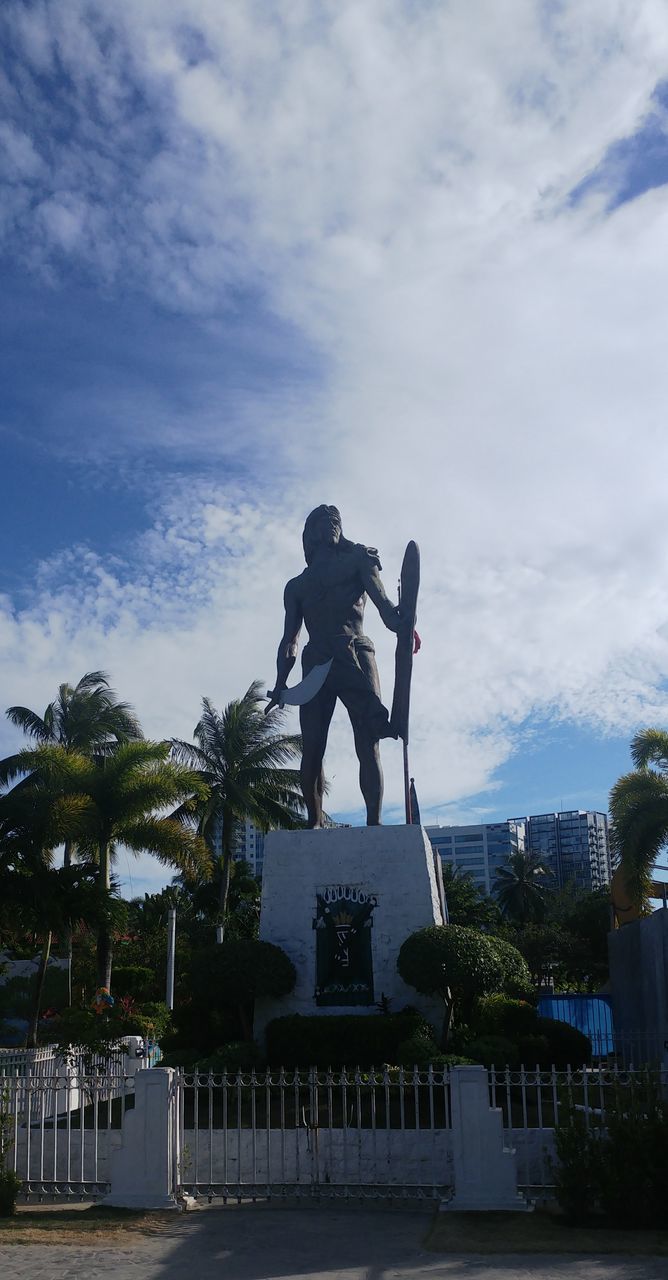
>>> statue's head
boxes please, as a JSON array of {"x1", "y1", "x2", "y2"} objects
[{"x1": 302, "y1": 505, "x2": 343, "y2": 564}]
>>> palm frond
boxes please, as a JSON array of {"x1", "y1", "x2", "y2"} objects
[
  {"x1": 630, "y1": 728, "x2": 668, "y2": 775},
  {"x1": 120, "y1": 817, "x2": 213, "y2": 879},
  {"x1": 5, "y1": 706, "x2": 51, "y2": 741}
]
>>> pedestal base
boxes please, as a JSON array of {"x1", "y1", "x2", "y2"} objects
[{"x1": 254, "y1": 824, "x2": 446, "y2": 1044}]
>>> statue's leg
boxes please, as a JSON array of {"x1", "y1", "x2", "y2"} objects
[
  {"x1": 339, "y1": 646, "x2": 386, "y2": 826},
  {"x1": 352, "y1": 727, "x2": 383, "y2": 826},
  {"x1": 300, "y1": 688, "x2": 336, "y2": 828}
]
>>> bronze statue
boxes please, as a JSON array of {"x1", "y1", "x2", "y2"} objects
[{"x1": 266, "y1": 505, "x2": 412, "y2": 828}]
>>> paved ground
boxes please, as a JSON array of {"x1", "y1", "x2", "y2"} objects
[{"x1": 1, "y1": 1205, "x2": 666, "y2": 1280}]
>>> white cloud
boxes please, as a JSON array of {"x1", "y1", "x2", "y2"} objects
[{"x1": 3, "y1": 2, "x2": 668, "y2": 890}]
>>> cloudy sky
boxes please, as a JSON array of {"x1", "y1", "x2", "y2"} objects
[{"x1": 2, "y1": 1, "x2": 668, "y2": 896}]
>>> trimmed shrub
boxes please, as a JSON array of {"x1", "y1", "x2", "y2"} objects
[
  {"x1": 536, "y1": 1017, "x2": 591, "y2": 1068},
  {"x1": 265, "y1": 1009, "x2": 433, "y2": 1068},
  {"x1": 396, "y1": 1031, "x2": 441, "y2": 1068},
  {"x1": 484, "y1": 939, "x2": 532, "y2": 999},
  {"x1": 198, "y1": 1042, "x2": 264, "y2": 1072},
  {"x1": 516, "y1": 1034, "x2": 551, "y2": 1066},
  {"x1": 0, "y1": 1168, "x2": 22, "y2": 1217},
  {"x1": 464, "y1": 1034, "x2": 519, "y2": 1067},
  {"x1": 554, "y1": 1070, "x2": 668, "y2": 1227},
  {"x1": 474, "y1": 994, "x2": 538, "y2": 1037},
  {"x1": 111, "y1": 966, "x2": 156, "y2": 1002},
  {"x1": 191, "y1": 940, "x2": 296, "y2": 1006}
]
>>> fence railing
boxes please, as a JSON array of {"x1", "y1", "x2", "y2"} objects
[
  {"x1": 589, "y1": 1029, "x2": 668, "y2": 1067},
  {"x1": 489, "y1": 1062, "x2": 668, "y2": 1193},
  {"x1": 2, "y1": 1067, "x2": 136, "y2": 1199},
  {"x1": 5, "y1": 1060, "x2": 666, "y2": 1204},
  {"x1": 177, "y1": 1066, "x2": 452, "y2": 1200}
]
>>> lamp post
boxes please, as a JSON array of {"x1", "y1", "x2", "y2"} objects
[{"x1": 166, "y1": 908, "x2": 176, "y2": 1011}]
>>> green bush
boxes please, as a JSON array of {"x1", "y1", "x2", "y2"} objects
[
  {"x1": 265, "y1": 1009, "x2": 433, "y2": 1068},
  {"x1": 120, "y1": 1001, "x2": 172, "y2": 1042},
  {"x1": 190, "y1": 940, "x2": 296, "y2": 1007},
  {"x1": 554, "y1": 1070, "x2": 668, "y2": 1228},
  {"x1": 474, "y1": 994, "x2": 538, "y2": 1036},
  {"x1": 464, "y1": 1034, "x2": 519, "y2": 1067},
  {"x1": 553, "y1": 1104, "x2": 601, "y2": 1224},
  {"x1": 396, "y1": 1031, "x2": 441, "y2": 1067},
  {"x1": 0, "y1": 1167, "x2": 22, "y2": 1217},
  {"x1": 516, "y1": 1034, "x2": 551, "y2": 1065},
  {"x1": 111, "y1": 966, "x2": 157, "y2": 1002},
  {"x1": 535, "y1": 1017, "x2": 591, "y2": 1068},
  {"x1": 485, "y1": 938, "x2": 532, "y2": 999},
  {"x1": 197, "y1": 1042, "x2": 264, "y2": 1072}
]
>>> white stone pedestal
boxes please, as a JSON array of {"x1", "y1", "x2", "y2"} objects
[
  {"x1": 254, "y1": 824, "x2": 446, "y2": 1044},
  {"x1": 442, "y1": 1066, "x2": 532, "y2": 1212}
]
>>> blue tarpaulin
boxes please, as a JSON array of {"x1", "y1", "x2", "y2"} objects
[{"x1": 538, "y1": 993, "x2": 614, "y2": 1054}]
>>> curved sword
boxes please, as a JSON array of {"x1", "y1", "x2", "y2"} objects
[{"x1": 267, "y1": 659, "x2": 333, "y2": 709}]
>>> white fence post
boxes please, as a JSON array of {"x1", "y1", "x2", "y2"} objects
[
  {"x1": 442, "y1": 1066, "x2": 531, "y2": 1212},
  {"x1": 103, "y1": 1067, "x2": 179, "y2": 1209}
]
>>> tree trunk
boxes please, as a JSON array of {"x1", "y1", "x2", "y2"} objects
[
  {"x1": 96, "y1": 931, "x2": 113, "y2": 992},
  {"x1": 26, "y1": 932, "x2": 52, "y2": 1049},
  {"x1": 217, "y1": 816, "x2": 235, "y2": 944},
  {"x1": 441, "y1": 993, "x2": 453, "y2": 1049},
  {"x1": 96, "y1": 840, "x2": 113, "y2": 991},
  {"x1": 63, "y1": 839, "x2": 74, "y2": 1006}
]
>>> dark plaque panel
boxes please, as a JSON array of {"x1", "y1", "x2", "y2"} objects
[{"x1": 314, "y1": 886, "x2": 377, "y2": 1006}]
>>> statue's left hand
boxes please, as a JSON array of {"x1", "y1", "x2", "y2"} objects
[{"x1": 265, "y1": 689, "x2": 281, "y2": 715}]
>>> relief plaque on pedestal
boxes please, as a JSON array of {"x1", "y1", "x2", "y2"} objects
[{"x1": 314, "y1": 886, "x2": 377, "y2": 1006}]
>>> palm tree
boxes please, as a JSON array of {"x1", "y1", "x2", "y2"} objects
[
  {"x1": 8, "y1": 742, "x2": 212, "y2": 990},
  {"x1": 2, "y1": 672, "x2": 143, "y2": 1000},
  {"x1": 171, "y1": 682, "x2": 304, "y2": 940},
  {"x1": 3, "y1": 671, "x2": 142, "y2": 760},
  {"x1": 494, "y1": 850, "x2": 551, "y2": 924},
  {"x1": 0, "y1": 760, "x2": 101, "y2": 1045},
  {"x1": 609, "y1": 727, "x2": 668, "y2": 913}
]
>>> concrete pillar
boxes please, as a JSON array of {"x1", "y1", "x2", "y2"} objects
[
  {"x1": 103, "y1": 1068, "x2": 179, "y2": 1209},
  {"x1": 442, "y1": 1066, "x2": 531, "y2": 1212}
]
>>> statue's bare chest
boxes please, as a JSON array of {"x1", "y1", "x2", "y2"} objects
[{"x1": 299, "y1": 556, "x2": 365, "y2": 614}]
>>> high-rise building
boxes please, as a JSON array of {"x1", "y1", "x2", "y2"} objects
[
  {"x1": 207, "y1": 816, "x2": 265, "y2": 878},
  {"x1": 521, "y1": 810, "x2": 611, "y2": 892},
  {"x1": 426, "y1": 809, "x2": 611, "y2": 896},
  {"x1": 426, "y1": 820, "x2": 526, "y2": 896}
]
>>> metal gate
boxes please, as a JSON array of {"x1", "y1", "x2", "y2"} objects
[{"x1": 175, "y1": 1066, "x2": 453, "y2": 1201}]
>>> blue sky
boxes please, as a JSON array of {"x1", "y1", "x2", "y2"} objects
[{"x1": 3, "y1": 2, "x2": 668, "y2": 897}]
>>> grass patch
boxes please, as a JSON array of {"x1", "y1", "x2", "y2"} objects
[
  {"x1": 0, "y1": 1205, "x2": 175, "y2": 1245},
  {"x1": 425, "y1": 1206, "x2": 668, "y2": 1255}
]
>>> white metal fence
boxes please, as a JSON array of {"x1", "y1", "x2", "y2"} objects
[
  {"x1": 1, "y1": 1067, "x2": 134, "y2": 1199},
  {"x1": 0, "y1": 1041, "x2": 149, "y2": 1200},
  {"x1": 490, "y1": 1062, "x2": 668, "y2": 1192},
  {"x1": 176, "y1": 1066, "x2": 453, "y2": 1202},
  {"x1": 4, "y1": 1059, "x2": 665, "y2": 1204}
]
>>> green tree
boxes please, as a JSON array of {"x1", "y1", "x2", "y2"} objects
[
  {"x1": 493, "y1": 851, "x2": 552, "y2": 924},
  {"x1": 0, "y1": 763, "x2": 105, "y2": 1045},
  {"x1": 171, "y1": 683, "x2": 304, "y2": 939},
  {"x1": 7, "y1": 742, "x2": 212, "y2": 991},
  {"x1": 172, "y1": 857, "x2": 261, "y2": 941},
  {"x1": 500, "y1": 920, "x2": 570, "y2": 990},
  {"x1": 190, "y1": 939, "x2": 296, "y2": 1041},
  {"x1": 441, "y1": 863, "x2": 501, "y2": 929},
  {"x1": 609, "y1": 727, "x2": 668, "y2": 911},
  {"x1": 1, "y1": 672, "x2": 143, "y2": 1002},
  {"x1": 397, "y1": 924, "x2": 504, "y2": 1045},
  {"x1": 3, "y1": 671, "x2": 142, "y2": 761}
]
